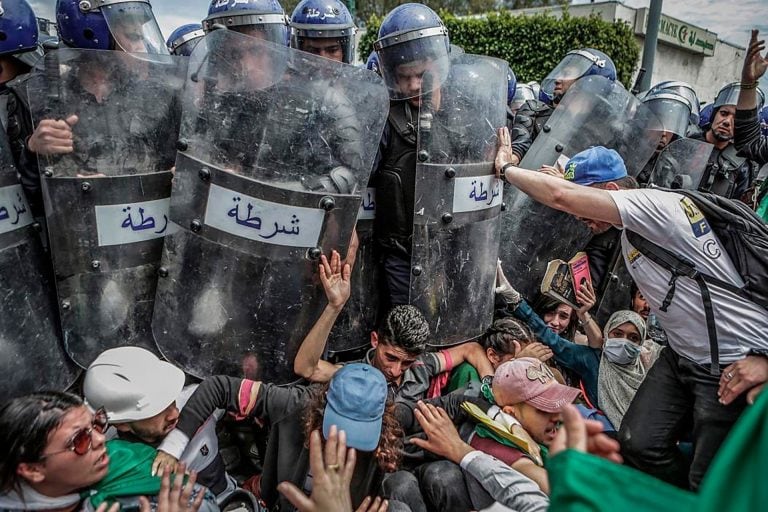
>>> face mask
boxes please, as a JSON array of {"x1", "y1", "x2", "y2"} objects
[{"x1": 603, "y1": 338, "x2": 641, "y2": 365}]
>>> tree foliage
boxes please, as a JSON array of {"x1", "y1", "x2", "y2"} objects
[{"x1": 358, "y1": 10, "x2": 640, "y2": 88}]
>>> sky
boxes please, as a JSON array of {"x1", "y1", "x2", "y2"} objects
[
  {"x1": 29, "y1": 0, "x2": 768, "y2": 48},
  {"x1": 29, "y1": 0, "x2": 768, "y2": 89}
]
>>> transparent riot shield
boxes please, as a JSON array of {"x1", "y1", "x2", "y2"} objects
[
  {"x1": 152, "y1": 30, "x2": 389, "y2": 382},
  {"x1": 0, "y1": 133, "x2": 80, "y2": 397},
  {"x1": 410, "y1": 54, "x2": 508, "y2": 346},
  {"x1": 28, "y1": 49, "x2": 186, "y2": 367},
  {"x1": 648, "y1": 138, "x2": 713, "y2": 190},
  {"x1": 499, "y1": 76, "x2": 663, "y2": 300}
]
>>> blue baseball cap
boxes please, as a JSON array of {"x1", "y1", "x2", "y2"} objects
[
  {"x1": 563, "y1": 146, "x2": 627, "y2": 186},
  {"x1": 323, "y1": 363, "x2": 387, "y2": 452}
]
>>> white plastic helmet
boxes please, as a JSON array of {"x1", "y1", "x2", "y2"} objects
[{"x1": 84, "y1": 346, "x2": 185, "y2": 423}]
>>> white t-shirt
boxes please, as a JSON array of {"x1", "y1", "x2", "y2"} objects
[{"x1": 609, "y1": 188, "x2": 768, "y2": 365}]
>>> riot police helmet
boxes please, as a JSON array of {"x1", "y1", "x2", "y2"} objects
[
  {"x1": 711, "y1": 81, "x2": 765, "y2": 112},
  {"x1": 56, "y1": 0, "x2": 169, "y2": 55},
  {"x1": 365, "y1": 50, "x2": 380, "y2": 75},
  {"x1": 647, "y1": 80, "x2": 700, "y2": 125},
  {"x1": 0, "y1": 0, "x2": 44, "y2": 69},
  {"x1": 506, "y1": 68, "x2": 517, "y2": 106},
  {"x1": 167, "y1": 23, "x2": 205, "y2": 56},
  {"x1": 510, "y1": 83, "x2": 536, "y2": 113},
  {"x1": 83, "y1": 346, "x2": 185, "y2": 423},
  {"x1": 641, "y1": 89, "x2": 693, "y2": 139},
  {"x1": 374, "y1": 3, "x2": 450, "y2": 100},
  {"x1": 699, "y1": 103, "x2": 713, "y2": 128},
  {"x1": 203, "y1": 0, "x2": 289, "y2": 46},
  {"x1": 540, "y1": 48, "x2": 616, "y2": 104},
  {"x1": 290, "y1": 0, "x2": 356, "y2": 63}
]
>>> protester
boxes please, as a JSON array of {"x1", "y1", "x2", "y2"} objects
[
  {"x1": 83, "y1": 347, "x2": 239, "y2": 503},
  {"x1": 495, "y1": 136, "x2": 768, "y2": 489},
  {"x1": 445, "y1": 318, "x2": 553, "y2": 393},
  {"x1": 152, "y1": 364, "x2": 405, "y2": 511},
  {"x1": 0, "y1": 391, "x2": 215, "y2": 512},
  {"x1": 278, "y1": 428, "x2": 388, "y2": 512},
  {"x1": 631, "y1": 281, "x2": 669, "y2": 346},
  {"x1": 409, "y1": 401, "x2": 549, "y2": 511},
  {"x1": 547, "y1": 390, "x2": 768, "y2": 512},
  {"x1": 735, "y1": 29, "x2": 768, "y2": 220},
  {"x1": 294, "y1": 250, "x2": 495, "y2": 401},
  {"x1": 502, "y1": 263, "x2": 662, "y2": 430},
  {"x1": 383, "y1": 357, "x2": 579, "y2": 509}
]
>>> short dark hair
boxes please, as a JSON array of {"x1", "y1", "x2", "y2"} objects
[
  {"x1": 481, "y1": 318, "x2": 533, "y2": 355},
  {"x1": 378, "y1": 305, "x2": 431, "y2": 355},
  {"x1": 0, "y1": 391, "x2": 84, "y2": 494},
  {"x1": 593, "y1": 175, "x2": 639, "y2": 190}
]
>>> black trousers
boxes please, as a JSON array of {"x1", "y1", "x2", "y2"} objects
[{"x1": 618, "y1": 347, "x2": 747, "y2": 490}]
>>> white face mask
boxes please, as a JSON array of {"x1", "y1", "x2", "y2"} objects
[{"x1": 603, "y1": 338, "x2": 641, "y2": 365}]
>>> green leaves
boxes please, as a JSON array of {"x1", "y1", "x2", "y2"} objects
[{"x1": 359, "y1": 10, "x2": 640, "y2": 88}]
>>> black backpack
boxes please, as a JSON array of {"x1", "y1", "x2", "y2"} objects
[{"x1": 626, "y1": 189, "x2": 768, "y2": 374}]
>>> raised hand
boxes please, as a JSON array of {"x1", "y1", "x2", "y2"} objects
[
  {"x1": 742, "y1": 29, "x2": 768, "y2": 83},
  {"x1": 319, "y1": 250, "x2": 352, "y2": 310},
  {"x1": 278, "y1": 427, "x2": 357, "y2": 512}
]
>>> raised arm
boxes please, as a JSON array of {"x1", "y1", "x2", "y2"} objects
[
  {"x1": 153, "y1": 375, "x2": 261, "y2": 475},
  {"x1": 574, "y1": 280, "x2": 604, "y2": 349},
  {"x1": 442, "y1": 342, "x2": 495, "y2": 380},
  {"x1": 495, "y1": 127, "x2": 622, "y2": 226},
  {"x1": 496, "y1": 262, "x2": 598, "y2": 377},
  {"x1": 293, "y1": 250, "x2": 349, "y2": 382},
  {"x1": 735, "y1": 30, "x2": 768, "y2": 165},
  {"x1": 737, "y1": 30, "x2": 767, "y2": 111}
]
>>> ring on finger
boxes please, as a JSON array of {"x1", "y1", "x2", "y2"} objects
[
  {"x1": 726, "y1": 371, "x2": 734, "y2": 380},
  {"x1": 326, "y1": 464, "x2": 340, "y2": 471}
]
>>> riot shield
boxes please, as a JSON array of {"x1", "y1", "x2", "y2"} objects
[
  {"x1": 28, "y1": 49, "x2": 186, "y2": 367},
  {"x1": 0, "y1": 133, "x2": 80, "y2": 397},
  {"x1": 327, "y1": 190, "x2": 380, "y2": 356},
  {"x1": 500, "y1": 76, "x2": 663, "y2": 300},
  {"x1": 648, "y1": 138, "x2": 712, "y2": 190},
  {"x1": 410, "y1": 54, "x2": 508, "y2": 346},
  {"x1": 152, "y1": 30, "x2": 389, "y2": 382}
]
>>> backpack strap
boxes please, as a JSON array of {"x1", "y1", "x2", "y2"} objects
[{"x1": 625, "y1": 230, "x2": 723, "y2": 376}]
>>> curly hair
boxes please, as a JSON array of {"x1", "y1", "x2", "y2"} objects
[
  {"x1": 303, "y1": 384, "x2": 403, "y2": 473},
  {"x1": 0, "y1": 391, "x2": 84, "y2": 494},
  {"x1": 481, "y1": 317, "x2": 534, "y2": 356},
  {"x1": 378, "y1": 305, "x2": 430, "y2": 356}
]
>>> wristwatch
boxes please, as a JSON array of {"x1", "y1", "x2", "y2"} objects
[{"x1": 578, "y1": 314, "x2": 593, "y2": 327}]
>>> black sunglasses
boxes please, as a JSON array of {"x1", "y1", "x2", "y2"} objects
[{"x1": 39, "y1": 408, "x2": 109, "y2": 460}]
